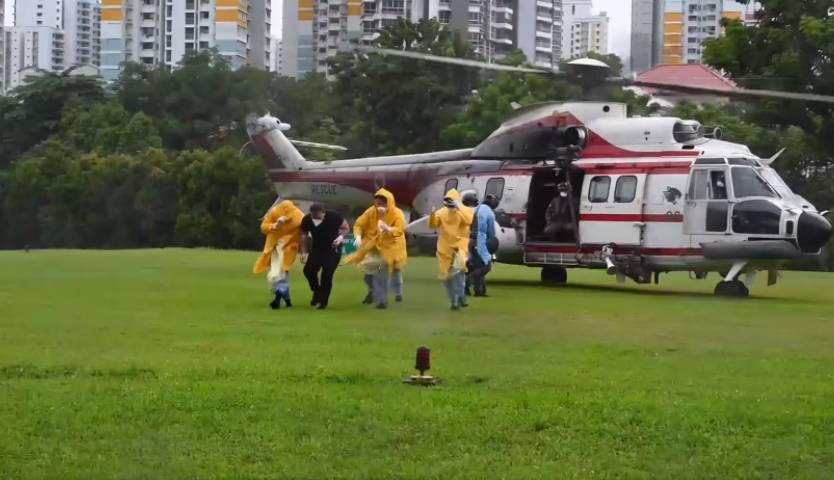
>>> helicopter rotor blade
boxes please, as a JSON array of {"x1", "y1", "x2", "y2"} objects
[
  {"x1": 350, "y1": 44, "x2": 834, "y2": 105},
  {"x1": 618, "y1": 78, "x2": 834, "y2": 105},
  {"x1": 352, "y1": 45, "x2": 559, "y2": 75}
]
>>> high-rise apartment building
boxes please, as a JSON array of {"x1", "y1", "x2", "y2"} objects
[
  {"x1": 630, "y1": 0, "x2": 664, "y2": 74},
  {"x1": 1, "y1": 0, "x2": 6, "y2": 93},
  {"x1": 16, "y1": 0, "x2": 63, "y2": 28},
  {"x1": 662, "y1": 0, "x2": 748, "y2": 65},
  {"x1": 281, "y1": 0, "x2": 563, "y2": 78},
  {"x1": 2, "y1": 0, "x2": 100, "y2": 93},
  {"x1": 280, "y1": 0, "x2": 363, "y2": 78},
  {"x1": 100, "y1": 0, "x2": 270, "y2": 83},
  {"x1": 561, "y1": 0, "x2": 608, "y2": 60},
  {"x1": 63, "y1": 0, "x2": 100, "y2": 67},
  {"x1": 5, "y1": 26, "x2": 65, "y2": 88},
  {"x1": 632, "y1": 0, "x2": 756, "y2": 73}
]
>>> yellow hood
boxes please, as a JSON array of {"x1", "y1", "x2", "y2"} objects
[
  {"x1": 374, "y1": 188, "x2": 397, "y2": 208},
  {"x1": 444, "y1": 189, "x2": 461, "y2": 201}
]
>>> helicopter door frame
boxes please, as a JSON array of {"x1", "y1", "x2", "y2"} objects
[
  {"x1": 579, "y1": 173, "x2": 648, "y2": 246},
  {"x1": 683, "y1": 165, "x2": 732, "y2": 241}
]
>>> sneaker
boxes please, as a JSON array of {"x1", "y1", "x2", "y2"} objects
[
  {"x1": 283, "y1": 295, "x2": 293, "y2": 308},
  {"x1": 362, "y1": 293, "x2": 374, "y2": 305},
  {"x1": 270, "y1": 296, "x2": 281, "y2": 310},
  {"x1": 376, "y1": 303, "x2": 388, "y2": 310},
  {"x1": 317, "y1": 303, "x2": 328, "y2": 310},
  {"x1": 460, "y1": 299, "x2": 469, "y2": 308},
  {"x1": 395, "y1": 295, "x2": 403, "y2": 303},
  {"x1": 450, "y1": 303, "x2": 460, "y2": 311}
]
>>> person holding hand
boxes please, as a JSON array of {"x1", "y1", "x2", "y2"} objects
[
  {"x1": 300, "y1": 204, "x2": 350, "y2": 310},
  {"x1": 346, "y1": 189, "x2": 407, "y2": 309},
  {"x1": 428, "y1": 189, "x2": 474, "y2": 310},
  {"x1": 252, "y1": 198, "x2": 304, "y2": 310}
]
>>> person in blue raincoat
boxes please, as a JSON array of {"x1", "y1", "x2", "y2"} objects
[{"x1": 463, "y1": 192, "x2": 498, "y2": 297}]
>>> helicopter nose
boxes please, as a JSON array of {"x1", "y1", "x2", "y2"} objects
[{"x1": 797, "y1": 212, "x2": 832, "y2": 253}]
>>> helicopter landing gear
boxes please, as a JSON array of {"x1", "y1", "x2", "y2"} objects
[
  {"x1": 714, "y1": 280, "x2": 749, "y2": 298},
  {"x1": 714, "y1": 261, "x2": 749, "y2": 298},
  {"x1": 541, "y1": 266, "x2": 567, "y2": 285}
]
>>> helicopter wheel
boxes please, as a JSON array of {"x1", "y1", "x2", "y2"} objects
[
  {"x1": 714, "y1": 280, "x2": 749, "y2": 298},
  {"x1": 541, "y1": 267, "x2": 568, "y2": 285}
]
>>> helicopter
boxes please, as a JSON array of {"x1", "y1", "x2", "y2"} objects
[{"x1": 246, "y1": 51, "x2": 833, "y2": 298}]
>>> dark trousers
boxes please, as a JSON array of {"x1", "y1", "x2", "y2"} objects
[
  {"x1": 466, "y1": 254, "x2": 492, "y2": 296},
  {"x1": 303, "y1": 251, "x2": 341, "y2": 306}
]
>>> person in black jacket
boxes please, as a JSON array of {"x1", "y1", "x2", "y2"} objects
[{"x1": 300, "y1": 204, "x2": 350, "y2": 310}]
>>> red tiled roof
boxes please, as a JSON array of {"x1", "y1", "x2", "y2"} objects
[{"x1": 636, "y1": 64, "x2": 738, "y2": 93}]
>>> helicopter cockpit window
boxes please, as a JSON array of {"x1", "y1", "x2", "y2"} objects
[
  {"x1": 694, "y1": 158, "x2": 726, "y2": 165},
  {"x1": 732, "y1": 200, "x2": 781, "y2": 235},
  {"x1": 485, "y1": 178, "x2": 505, "y2": 204},
  {"x1": 731, "y1": 167, "x2": 777, "y2": 199},
  {"x1": 710, "y1": 171, "x2": 728, "y2": 199},
  {"x1": 728, "y1": 158, "x2": 759, "y2": 167},
  {"x1": 689, "y1": 170, "x2": 728, "y2": 200},
  {"x1": 614, "y1": 176, "x2": 638, "y2": 203},
  {"x1": 589, "y1": 176, "x2": 611, "y2": 203},
  {"x1": 444, "y1": 178, "x2": 458, "y2": 193}
]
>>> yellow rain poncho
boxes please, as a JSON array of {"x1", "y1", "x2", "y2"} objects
[
  {"x1": 428, "y1": 189, "x2": 474, "y2": 280},
  {"x1": 252, "y1": 200, "x2": 304, "y2": 275},
  {"x1": 346, "y1": 188, "x2": 408, "y2": 272}
]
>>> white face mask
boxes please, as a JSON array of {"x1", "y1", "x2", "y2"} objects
[
  {"x1": 312, "y1": 218, "x2": 323, "y2": 227},
  {"x1": 377, "y1": 206, "x2": 387, "y2": 214}
]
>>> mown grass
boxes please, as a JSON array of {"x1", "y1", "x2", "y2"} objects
[{"x1": 1, "y1": 249, "x2": 834, "y2": 479}]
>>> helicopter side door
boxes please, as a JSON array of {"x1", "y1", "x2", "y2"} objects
[
  {"x1": 579, "y1": 173, "x2": 647, "y2": 246},
  {"x1": 683, "y1": 164, "x2": 731, "y2": 243}
]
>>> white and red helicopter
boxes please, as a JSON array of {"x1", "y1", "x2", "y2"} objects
[{"x1": 246, "y1": 54, "x2": 833, "y2": 298}]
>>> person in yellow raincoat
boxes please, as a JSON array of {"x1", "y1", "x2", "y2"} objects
[
  {"x1": 346, "y1": 188, "x2": 407, "y2": 309},
  {"x1": 428, "y1": 189, "x2": 474, "y2": 310},
  {"x1": 252, "y1": 198, "x2": 304, "y2": 309}
]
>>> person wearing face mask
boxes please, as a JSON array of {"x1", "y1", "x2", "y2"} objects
[
  {"x1": 252, "y1": 197, "x2": 304, "y2": 309},
  {"x1": 300, "y1": 204, "x2": 350, "y2": 310},
  {"x1": 464, "y1": 193, "x2": 498, "y2": 297},
  {"x1": 346, "y1": 188, "x2": 408, "y2": 309},
  {"x1": 428, "y1": 189, "x2": 474, "y2": 310}
]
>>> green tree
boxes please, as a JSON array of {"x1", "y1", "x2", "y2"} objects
[
  {"x1": 328, "y1": 18, "x2": 478, "y2": 155},
  {"x1": 0, "y1": 73, "x2": 106, "y2": 167},
  {"x1": 442, "y1": 50, "x2": 579, "y2": 147}
]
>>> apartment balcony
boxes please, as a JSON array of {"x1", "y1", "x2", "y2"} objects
[
  {"x1": 535, "y1": 30, "x2": 553, "y2": 39},
  {"x1": 492, "y1": 21, "x2": 513, "y2": 31},
  {"x1": 491, "y1": 37, "x2": 513, "y2": 46},
  {"x1": 537, "y1": 0, "x2": 553, "y2": 8}
]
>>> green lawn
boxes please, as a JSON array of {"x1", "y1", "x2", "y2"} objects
[{"x1": 2, "y1": 250, "x2": 834, "y2": 479}]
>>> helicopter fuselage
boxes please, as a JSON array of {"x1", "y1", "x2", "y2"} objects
[{"x1": 247, "y1": 102, "x2": 832, "y2": 295}]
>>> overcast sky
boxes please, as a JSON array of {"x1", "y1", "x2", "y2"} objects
[{"x1": 6, "y1": 0, "x2": 630, "y2": 58}]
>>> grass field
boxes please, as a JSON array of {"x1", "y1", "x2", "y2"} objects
[{"x1": 2, "y1": 249, "x2": 834, "y2": 479}]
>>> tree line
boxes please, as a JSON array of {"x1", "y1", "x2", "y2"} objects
[{"x1": 0, "y1": 10, "x2": 831, "y2": 266}]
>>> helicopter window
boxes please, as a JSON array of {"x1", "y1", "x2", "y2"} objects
[
  {"x1": 689, "y1": 170, "x2": 709, "y2": 199},
  {"x1": 731, "y1": 167, "x2": 778, "y2": 199},
  {"x1": 728, "y1": 158, "x2": 758, "y2": 167},
  {"x1": 485, "y1": 178, "x2": 505, "y2": 203},
  {"x1": 710, "y1": 171, "x2": 728, "y2": 200},
  {"x1": 614, "y1": 176, "x2": 638, "y2": 203},
  {"x1": 694, "y1": 158, "x2": 726, "y2": 165},
  {"x1": 444, "y1": 178, "x2": 458, "y2": 193},
  {"x1": 589, "y1": 176, "x2": 611, "y2": 203},
  {"x1": 689, "y1": 170, "x2": 728, "y2": 200},
  {"x1": 732, "y1": 200, "x2": 781, "y2": 235}
]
